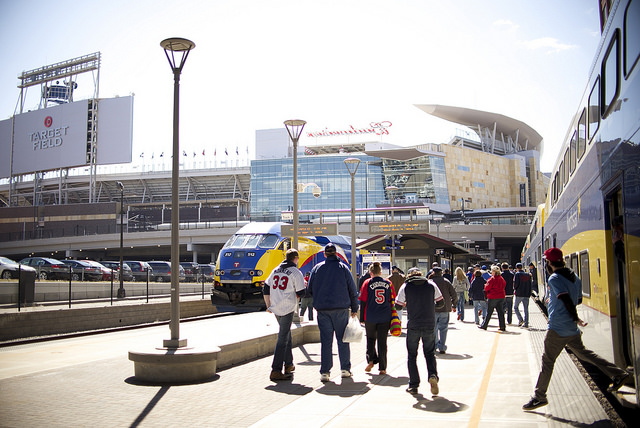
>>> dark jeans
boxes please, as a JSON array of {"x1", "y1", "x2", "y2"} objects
[
  {"x1": 317, "y1": 309, "x2": 351, "y2": 374},
  {"x1": 299, "y1": 297, "x2": 314, "y2": 320},
  {"x1": 535, "y1": 329, "x2": 628, "y2": 399},
  {"x1": 272, "y1": 312, "x2": 294, "y2": 372},
  {"x1": 406, "y1": 326, "x2": 437, "y2": 388},
  {"x1": 480, "y1": 298, "x2": 505, "y2": 331},
  {"x1": 365, "y1": 321, "x2": 391, "y2": 371}
]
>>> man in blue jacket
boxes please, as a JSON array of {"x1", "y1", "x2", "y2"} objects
[{"x1": 308, "y1": 243, "x2": 359, "y2": 382}]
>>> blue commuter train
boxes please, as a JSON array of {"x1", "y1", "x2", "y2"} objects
[
  {"x1": 522, "y1": 0, "x2": 640, "y2": 405},
  {"x1": 211, "y1": 222, "x2": 366, "y2": 310}
]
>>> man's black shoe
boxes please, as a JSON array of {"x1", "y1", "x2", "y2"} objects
[
  {"x1": 608, "y1": 374, "x2": 630, "y2": 392},
  {"x1": 406, "y1": 386, "x2": 418, "y2": 395},
  {"x1": 522, "y1": 396, "x2": 548, "y2": 411}
]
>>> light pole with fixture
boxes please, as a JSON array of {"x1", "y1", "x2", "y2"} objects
[
  {"x1": 161, "y1": 37, "x2": 195, "y2": 349},
  {"x1": 385, "y1": 185, "x2": 399, "y2": 267},
  {"x1": 344, "y1": 157, "x2": 360, "y2": 284},
  {"x1": 117, "y1": 181, "x2": 125, "y2": 298},
  {"x1": 284, "y1": 120, "x2": 306, "y2": 251}
]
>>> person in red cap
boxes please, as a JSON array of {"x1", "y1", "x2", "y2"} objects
[{"x1": 523, "y1": 247, "x2": 630, "y2": 410}]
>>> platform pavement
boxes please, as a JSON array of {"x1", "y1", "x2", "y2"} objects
[{"x1": 0, "y1": 301, "x2": 620, "y2": 428}]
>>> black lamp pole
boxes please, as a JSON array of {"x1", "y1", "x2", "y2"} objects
[{"x1": 117, "y1": 181, "x2": 125, "y2": 298}]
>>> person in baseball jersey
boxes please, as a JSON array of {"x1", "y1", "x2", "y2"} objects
[{"x1": 263, "y1": 249, "x2": 306, "y2": 381}]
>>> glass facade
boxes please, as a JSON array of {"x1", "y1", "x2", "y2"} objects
[
  {"x1": 250, "y1": 154, "x2": 385, "y2": 222},
  {"x1": 250, "y1": 153, "x2": 450, "y2": 221},
  {"x1": 382, "y1": 156, "x2": 449, "y2": 204}
]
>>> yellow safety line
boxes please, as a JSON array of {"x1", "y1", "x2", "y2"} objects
[{"x1": 467, "y1": 333, "x2": 500, "y2": 428}]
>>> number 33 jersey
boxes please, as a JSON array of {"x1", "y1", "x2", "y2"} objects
[{"x1": 265, "y1": 262, "x2": 306, "y2": 316}]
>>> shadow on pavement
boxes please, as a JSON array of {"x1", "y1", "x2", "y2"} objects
[
  {"x1": 124, "y1": 374, "x2": 220, "y2": 387},
  {"x1": 316, "y1": 378, "x2": 370, "y2": 397},
  {"x1": 412, "y1": 395, "x2": 469, "y2": 413},
  {"x1": 130, "y1": 385, "x2": 170, "y2": 428},
  {"x1": 265, "y1": 382, "x2": 314, "y2": 396}
]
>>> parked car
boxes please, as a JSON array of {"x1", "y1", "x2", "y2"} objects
[
  {"x1": 180, "y1": 262, "x2": 199, "y2": 282},
  {"x1": 61, "y1": 260, "x2": 103, "y2": 281},
  {"x1": 19, "y1": 257, "x2": 71, "y2": 280},
  {"x1": 101, "y1": 261, "x2": 134, "y2": 282},
  {"x1": 83, "y1": 260, "x2": 113, "y2": 281},
  {"x1": 0, "y1": 256, "x2": 36, "y2": 279},
  {"x1": 196, "y1": 264, "x2": 215, "y2": 282},
  {"x1": 147, "y1": 261, "x2": 185, "y2": 282},
  {"x1": 124, "y1": 261, "x2": 153, "y2": 282}
]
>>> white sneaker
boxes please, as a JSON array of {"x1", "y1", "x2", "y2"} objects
[
  {"x1": 320, "y1": 373, "x2": 330, "y2": 382},
  {"x1": 341, "y1": 370, "x2": 352, "y2": 378}
]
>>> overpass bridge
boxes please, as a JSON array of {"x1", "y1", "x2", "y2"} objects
[{"x1": 0, "y1": 219, "x2": 529, "y2": 267}]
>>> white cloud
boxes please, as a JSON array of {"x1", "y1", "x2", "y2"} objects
[
  {"x1": 492, "y1": 19, "x2": 519, "y2": 32},
  {"x1": 522, "y1": 37, "x2": 577, "y2": 54}
]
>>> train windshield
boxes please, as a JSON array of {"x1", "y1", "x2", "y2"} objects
[{"x1": 223, "y1": 233, "x2": 279, "y2": 249}]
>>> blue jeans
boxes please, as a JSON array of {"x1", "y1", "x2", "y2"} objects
[
  {"x1": 272, "y1": 312, "x2": 294, "y2": 372},
  {"x1": 503, "y1": 296, "x2": 514, "y2": 324},
  {"x1": 514, "y1": 296, "x2": 529, "y2": 326},
  {"x1": 434, "y1": 312, "x2": 450, "y2": 352},
  {"x1": 317, "y1": 309, "x2": 351, "y2": 374},
  {"x1": 406, "y1": 327, "x2": 437, "y2": 388},
  {"x1": 456, "y1": 292, "x2": 466, "y2": 320},
  {"x1": 473, "y1": 300, "x2": 487, "y2": 324}
]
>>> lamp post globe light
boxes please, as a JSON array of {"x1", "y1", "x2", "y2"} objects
[
  {"x1": 117, "y1": 181, "x2": 125, "y2": 299},
  {"x1": 161, "y1": 37, "x2": 195, "y2": 349},
  {"x1": 284, "y1": 119, "x2": 306, "y2": 250},
  {"x1": 344, "y1": 158, "x2": 360, "y2": 284}
]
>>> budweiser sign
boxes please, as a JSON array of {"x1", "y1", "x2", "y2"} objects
[{"x1": 307, "y1": 121, "x2": 392, "y2": 138}]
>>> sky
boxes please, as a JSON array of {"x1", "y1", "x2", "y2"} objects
[{"x1": 0, "y1": 0, "x2": 601, "y2": 172}]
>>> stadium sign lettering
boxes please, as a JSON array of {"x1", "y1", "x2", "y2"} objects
[
  {"x1": 31, "y1": 126, "x2": 70, "y2": 150},
  {"x1": 307, "y1": 121, "x2": 392, "y2": 138}
]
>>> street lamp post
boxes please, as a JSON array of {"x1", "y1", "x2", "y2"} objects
[
  {"x1": 161, "y1": 37, "x2": 195, "y2": 349},
  {"x1": 117, "y1": 181, "x2": 125, "y2": 298},
  {"x1": 284, "y1": 120, "x2": 306, "y2": 250},
  {"x1": 386, "y1": 185, "x2": 399, "y2": 267},
  {"x1": 344, "y1": 158, "x2": 361, "y2": 284}
]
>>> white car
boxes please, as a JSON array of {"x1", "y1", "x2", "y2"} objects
[{"x1": 0, "y1": 256, "x2": 36, "y2": 279}]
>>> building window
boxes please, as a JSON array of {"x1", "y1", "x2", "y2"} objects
[
  {"x1": 473, "y1": 181, "x2": 485, "y2": 188},
  {"x1": 457, "y1": 165, "x2": 470, "y2": 172}
]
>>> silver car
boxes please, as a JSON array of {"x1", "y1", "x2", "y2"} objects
[{"x1": 0, "y1": 256, "x2": 36, "y2": 279}]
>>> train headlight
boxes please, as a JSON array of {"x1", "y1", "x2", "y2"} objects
[
  {"x1": 215, "y1": 270, "x2": 220, "y2": 275},
  {"x1": 249, "y1": 270, "x2": 255, "y2": 276},
  {"x1": 256, "y1": 270, "x2": 263, "y2": 276}
]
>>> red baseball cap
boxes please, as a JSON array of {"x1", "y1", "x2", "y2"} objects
[{"x1": 544, "y1": 247, "x2": 563, "y2": 262}]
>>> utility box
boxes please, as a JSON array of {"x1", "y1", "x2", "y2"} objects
[{"x1": 19, "y1": 270, "x2": 36, "y2": 304}]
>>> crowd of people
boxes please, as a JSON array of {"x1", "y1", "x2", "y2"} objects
[{"x1": 261, "y1": 244, "x2": 631, "y2": 410}]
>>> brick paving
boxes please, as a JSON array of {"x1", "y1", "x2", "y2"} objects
[{"x1": 0, "y1": 303, "x2": 619, "y2": 428}]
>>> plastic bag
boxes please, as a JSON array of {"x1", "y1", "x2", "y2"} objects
[{"x1": 343, "y1": 316, "x2": 363, "y2": 343}]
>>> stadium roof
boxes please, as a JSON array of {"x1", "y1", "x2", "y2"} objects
[{"x1": 415, "y1": 104, "x2": 544, "y2": 153}]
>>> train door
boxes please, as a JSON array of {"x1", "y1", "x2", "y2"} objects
[{"x1": 605, "y1": 188, "x2": 635, "y2": 372}]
